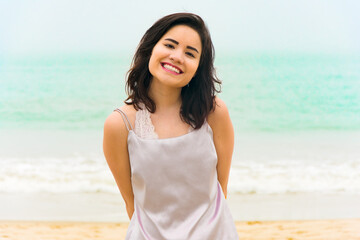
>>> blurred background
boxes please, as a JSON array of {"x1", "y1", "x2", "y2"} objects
[{"x1": 0, "y1": 0, "x2": 359, "y2": 222}]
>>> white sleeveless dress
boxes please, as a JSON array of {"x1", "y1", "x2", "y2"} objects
[{"x1": 114, "y1": 106, "x2": 239, "y2": 240}]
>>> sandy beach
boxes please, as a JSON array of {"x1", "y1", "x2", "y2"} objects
[{"x1": 1, "y1": 219, "x2": 359, "y2": 240}]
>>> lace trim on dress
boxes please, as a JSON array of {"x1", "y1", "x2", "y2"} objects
[
  {"x1": 134, "y1": 103, "x2": 194, "y2": 140},
  {"x1": 134, "y1": 104, "x2": 159, "y2": 139}
]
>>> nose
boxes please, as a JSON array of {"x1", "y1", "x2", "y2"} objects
[{"x1": 169, "y1": 49, "x2": 184, "y2": 64}]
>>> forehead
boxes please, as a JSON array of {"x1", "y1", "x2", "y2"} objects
[{"x1": 160, "y1": 25, "x2": 202, "y2": 51}]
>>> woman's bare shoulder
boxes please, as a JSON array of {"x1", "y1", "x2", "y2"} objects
[
  {"x1": 104, "y1": 104, "x2": 137, "y2": 135},
  {"x1": 207, "y1": 96, "x2": 230, "y2": 128}
]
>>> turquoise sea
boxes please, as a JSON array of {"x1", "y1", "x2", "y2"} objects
[
  {"x1": 0, "y1": 52, "x2": 360, "y2": 195},
  {"x1": 1, "y1": 53, "x2": 360, "y2": 132}
]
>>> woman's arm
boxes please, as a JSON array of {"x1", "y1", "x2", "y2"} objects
[
  {"x1": 207, "y1": 96, "x2": 235, "y2": 199},
  {"x1": 103, "y1": 110, "x2": 134, "y2": 219}
]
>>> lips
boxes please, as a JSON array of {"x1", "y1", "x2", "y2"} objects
[{"x1": 161, "y1": 62, "x2": 183, "y2": 75}]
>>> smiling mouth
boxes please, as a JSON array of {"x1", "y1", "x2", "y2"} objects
[{"x1": 161, "y1": 62, "x2": 183, "y2": 74}]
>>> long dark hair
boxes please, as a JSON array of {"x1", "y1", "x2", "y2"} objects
[{"x1": 125, "y1": 13, "x2": 221, "y2": 129}]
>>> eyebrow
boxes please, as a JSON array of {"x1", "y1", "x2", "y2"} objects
[{"x1": 164, "y1": 38, "x2": 199, "y2": 54}]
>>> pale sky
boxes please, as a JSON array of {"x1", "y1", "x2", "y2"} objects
[{"x1": 0, "y1": 0, "x2": 359, "y2": 55}]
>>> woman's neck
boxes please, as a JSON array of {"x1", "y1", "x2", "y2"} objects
[{"x1": 148, "y1": 79, "x2": 182, "y2": 112}]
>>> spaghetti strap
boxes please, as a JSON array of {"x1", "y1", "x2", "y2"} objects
[{"x1": 114, "y1": 108, "x2": 134, "y2": 131}]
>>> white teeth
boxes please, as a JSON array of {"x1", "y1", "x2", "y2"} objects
[{"x1": 163, "y1": 64, "x2": 180, "y2": 74}]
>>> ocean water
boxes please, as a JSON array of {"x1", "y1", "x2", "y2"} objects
[{"x1": 1, "y1": 52, "x2": 360, "y2": 195}]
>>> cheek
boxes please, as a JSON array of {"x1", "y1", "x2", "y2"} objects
[
  {"x1": 150, "y1": 45, "x2": 163, "y2": 59},
  {"x1": 148, "y1": 56, "x2": 155, "y2": 71},
  {"x1": 190, "y1": 61, "x2": 200, "y2": 76},
  {"x1": 148, "y1": 50, "x2": 159, "y2": 73},
  {"x1": 149, "y1": 46, "x2": 163, "y2": 69}
]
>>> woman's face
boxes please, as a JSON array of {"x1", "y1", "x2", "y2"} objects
[{"x1": 148, "y1": 25, "x2": 202, "y2": 89}]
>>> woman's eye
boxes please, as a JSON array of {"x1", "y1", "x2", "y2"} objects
[
  {"x1": 186, "y1": 52, "x2": 195, "y2": 58},
  {"x1": 164, "y1": 44, "x2": 174, "y2": 49}
]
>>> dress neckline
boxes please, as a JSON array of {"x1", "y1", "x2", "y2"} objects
[
  {"x1": 134, "y1": 104, "x2": 195, "y2": 140},
  {"x1": 129, "y1": 120, "x2": 211, "y2": 142}
]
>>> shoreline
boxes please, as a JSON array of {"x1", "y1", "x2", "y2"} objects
[
  {"x1": 2, "y1": 192, "x2": 360, "y2": 222},
  {"x1": 1, "y1": 219, "x2": 359, "y2": 240}
]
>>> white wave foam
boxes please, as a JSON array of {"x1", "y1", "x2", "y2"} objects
[
  {"x1": 0, "y1": 156, "x2": 118, "y2": 194},
  {"x1": 1, "y1": 157, "x2": 360, "y2": 194},
  {"x1": 228, "y1": 159, "x2": 360, "y2": 194}
]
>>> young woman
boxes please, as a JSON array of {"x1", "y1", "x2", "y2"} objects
[{"x1": 103, "y1": 13, "x2": 238, "y2": 239}]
